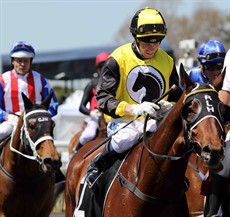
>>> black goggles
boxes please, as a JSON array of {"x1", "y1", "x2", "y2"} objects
[
  {"x1": 136, "y1": 24, "x2": 167, "y2": 35},
  {"x1": 203, "y1": 62, "x2": 224, "y2": 71},
  {"x1": 199, "y1": 52, "x2": 225, "y2": 61}
]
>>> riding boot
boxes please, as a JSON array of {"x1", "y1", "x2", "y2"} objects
[
  {"x1": 85, "y1": 142, "x2": 118, "y2": 190},
  {"x1": 204, "y1": 173, "x2": 225, "y2": 217},
  {"x1": 75, "y1": 142, "x2": 83, "y2": 152},
  {"x1": 69, "y1": 142, "x2": 82, "y2": 159}
]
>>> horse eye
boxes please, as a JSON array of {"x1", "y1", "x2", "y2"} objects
[
  {"x1": 187, "y1": 111, "x2": 196, "y2": 122},
  {"x1": 27, "y1": 122, "x2": 36, "y2": 131}
]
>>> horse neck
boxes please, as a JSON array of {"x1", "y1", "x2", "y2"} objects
[
  {"x1": 3, "y1": 117, "x2": 39, "y2": 176},
  {"x1": 135, "y1": 94, "x2": 189, "y2": 196}
]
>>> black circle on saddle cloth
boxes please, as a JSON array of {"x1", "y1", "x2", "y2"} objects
[{"x1": 127, "y1": 65, "x2": 165, "y2": 103}]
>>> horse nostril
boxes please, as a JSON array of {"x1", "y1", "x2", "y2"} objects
[
  {"x1": 202, "y1": 145, "x2": 211, "y2": 154},
  {"x1": 202, "y1": 144, "x2": 224, "y2": 160},
  {"x1": 44, "y1": 158, "x2": 62, "y2": 170}
]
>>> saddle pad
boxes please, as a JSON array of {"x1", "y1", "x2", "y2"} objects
[{"x1": 74, "y1": 155, "x2": 127, "y2": 217}]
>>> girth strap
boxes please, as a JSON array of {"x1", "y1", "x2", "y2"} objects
[{"x1": 117, "y1": 173, "x2": 180, "y2": 204}]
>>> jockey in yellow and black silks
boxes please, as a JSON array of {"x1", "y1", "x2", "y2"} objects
[{"x1": 85, "y1": 7, "x2": 183, "y2": 190}]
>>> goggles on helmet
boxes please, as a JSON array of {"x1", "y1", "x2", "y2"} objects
[
  {"x1": 137, "y1": 36, "x2": 164, "y2": 43},
  {"x1": 198, "y1": 52, "x2": 225, "y2": 62},
  {"x1": 202, "y1": 62, "x2": 224, "y2": 71},
  {"x1": 135, "y1": 24, "x2": 167, "y2": 36}
]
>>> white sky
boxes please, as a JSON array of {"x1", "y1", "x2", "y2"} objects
[{"x1": 0, "y1": 0, "x2": 229, "y2": 55}]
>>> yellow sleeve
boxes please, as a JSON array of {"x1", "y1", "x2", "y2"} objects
[{"x1": 115, "y1": 101, "x2": 128, "y2": 117}]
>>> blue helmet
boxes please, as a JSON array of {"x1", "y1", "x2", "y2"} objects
[
  {"x1": 10, "y1": 41, "x2": 35, "y2": 58},
  {"x1": 197, "y1": 40, "x2": 226, "y2": 63}
]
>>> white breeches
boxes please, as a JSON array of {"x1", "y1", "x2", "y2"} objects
[
  {"x1": 107, "y1": 118, "x2": 157, "y2": 154},
  {"x1": 0, "y1": 121, "x2": 14, "y2": 141},
  {"x1": 79, "y1": 117, "x2": 99, "y2": 145}
]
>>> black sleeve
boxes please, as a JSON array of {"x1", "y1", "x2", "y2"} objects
[
  {"x1": 167, "y1": 63, "x2": 183, "y2": 103},
  {"x1": 96, "y1": 57, "x2": 121, "y2": 118},
  {"x1": 79, "y1": 80, "x2": 94, "y2": 115}
]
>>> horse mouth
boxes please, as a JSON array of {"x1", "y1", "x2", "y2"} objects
[
  {"x1": 201, "y1": 151, "x2": 224, "y2": 171},
  {"x1": 40, "y1": 158, "x2": 62, "y2": 173}
]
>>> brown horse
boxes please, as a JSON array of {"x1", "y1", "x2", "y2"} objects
[
  {"x1": 68, "y1": 114, "x2": 107, "y2": 156},
  {"x1": 0, "y1": 93, "x2": 62, "y2": 217},
  {"x1": 65, "y1": 64, "x2": 229, "y2": 217},
  {"x1": 185, "y1": 68, "x2": 227, "y2": 217}
]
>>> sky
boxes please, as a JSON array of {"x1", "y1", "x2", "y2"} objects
[{"x1": 0, "y1": 0, "x2": 229, "y2": 56}]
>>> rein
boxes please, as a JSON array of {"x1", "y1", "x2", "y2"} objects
[{"x1": 10, "y1": 109, "x2": 53, "y2": 164}]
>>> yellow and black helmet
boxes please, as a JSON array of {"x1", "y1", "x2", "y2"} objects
[{"x1": 130, "y1": 7, "x2": 167, "y2": 42}]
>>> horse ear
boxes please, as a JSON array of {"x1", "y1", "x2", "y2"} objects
[
  {"x1": 213, "y1": 67, "x2": 226, "y2": 91},
  {"x1": 22, "y1": 92, "x2": 34, "y2": 110},
  {"x1": 42, "y1": 92, "x2": 53, "y2": 110},
  {"x1": 179, "y1": 63, "x2": 194, "y2": 91}
]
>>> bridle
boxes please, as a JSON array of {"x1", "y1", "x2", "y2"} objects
[{"x1": 10, "y1": 109, "x2": 54, "y2": 164}]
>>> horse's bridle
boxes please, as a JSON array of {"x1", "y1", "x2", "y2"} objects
[{"x1": 10, "y1": 109, "x2": 54, "y2": 164}]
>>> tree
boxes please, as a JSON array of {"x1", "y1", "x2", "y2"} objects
[{"x1": 113, "y1": 0, "x2": 229, "y2": 61}]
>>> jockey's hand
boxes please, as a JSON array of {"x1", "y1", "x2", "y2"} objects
[
  {"x1": 90, "y1": 109, "x2": 102, "y2": 118},
  {"x1": 130, "y1": 101, "x2": 160, "y2": 117},
  {"x1": 7, "y1": 114, "x2": 19, "y2": 126},
  {"x1": 155, "y1": 100, "x2": 173, "y2": 119}
]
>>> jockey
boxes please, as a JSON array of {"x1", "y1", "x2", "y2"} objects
[
  {"x1": 187, "y1": 40, "x2": 226, "y2": 85},
  {"x1": 0, "y1": 41, "x2": 58, "y2": 141},
  {"x1": 71, "y1": 52, "x2": 110, "y2": 155},
  {"x1": 85, "y1": 7, "x2": 183, "y2": 190},
  {"x1": 184, "y1": 40, "x2": 228, "y2": 217}
]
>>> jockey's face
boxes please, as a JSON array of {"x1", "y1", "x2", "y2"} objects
[
  {"x1": 12, "y1": 58, "x2": 32, "y2": 75},
  {"x1": 201, "y1": 62, "x2": 223, "y2": 83},
  {"x1": 137, "y1": 39, "x2": 160, "y2": 59}
]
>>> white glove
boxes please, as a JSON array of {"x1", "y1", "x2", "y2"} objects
[
  {"x1": 90, "y1": 109, "x2": 102, "y2": 118},
  {"x1": 130, "y1": 101, "x2": 160, "y2": 117},
  {"x1": 7, "y1": 114, "x2": 19, "y2": 126},
  {"x1": 156, "y1": 100, "x2": 173, "y2": 119}
]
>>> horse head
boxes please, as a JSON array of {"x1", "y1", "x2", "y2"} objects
[
  {"x1": 180, "y1": 63, "x2": 230, "y2": 171},
  {"x1": 18, "y1": 92, "x2": 62, "y2": 173}
]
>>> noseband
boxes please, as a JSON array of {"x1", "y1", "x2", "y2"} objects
[{"x1": 10, "y1": 109, "x2": 54, "y2": 163}]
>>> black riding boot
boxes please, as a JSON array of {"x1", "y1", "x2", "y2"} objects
[
  {"x1": 204, "y1": 173, "x2": 226, "y2": 217},
  {"x1": 85, "y1": 142, "x2": 118, "y2": 190},
  {"x1": 69, "y1": 142, "x2": 82, "y2": 159},
  {"x1": 75, "y1": 142, "x2": 83, "y2": 152}
]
